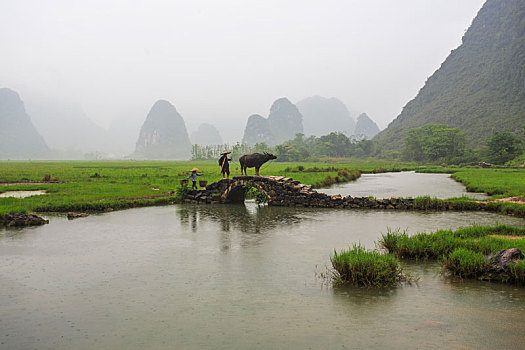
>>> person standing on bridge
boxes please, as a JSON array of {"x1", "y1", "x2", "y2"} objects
[
  {"x1": 219, "y1": 151, "x2": 232, "y2": 180},
  {"x1": 188, "y1": 168, "x2": 203, "y2": 189}
]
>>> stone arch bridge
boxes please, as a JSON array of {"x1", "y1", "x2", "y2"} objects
[
  {"x1": 183, "y1": 175, "x2": 442, "y2": 210},
  {"x1": 185, "y1": 176, "x2": 316, "y2": 205}
]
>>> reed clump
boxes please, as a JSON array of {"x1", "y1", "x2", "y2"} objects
[
  {"x1": 440, "y1": 248, "x2": 487, "y2": 278},
  {"x1": 379, "y1": 225, "x2": 525, "y2": 259},
  {"x1": 331, "y1": 244, "x2": 412, "y2": 287},
  {"x1": 378, "y1": 225, "x2": 525, "y2": 284},
  {"x1": 508, "y1": 260, "x2": 525, "y2": 284}
]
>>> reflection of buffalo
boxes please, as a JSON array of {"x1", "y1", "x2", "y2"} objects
[{"x1": 239, "y1": 153, "x2": 277, "y2": 176}]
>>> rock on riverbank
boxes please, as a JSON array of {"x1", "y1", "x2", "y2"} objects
[
  {"x1": 1, "y1": 213, "x2": 49, "y2": 227},
  {"x1": 484, "y1": 248, "x2": 524, "y2": 282}
]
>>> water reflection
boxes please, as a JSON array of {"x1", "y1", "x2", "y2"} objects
[
  {"x1": 177, "y1": 202, "x2": 310, "y2": 234},
  {"x1": 332, "y1": 284, "x2": 399, "y2": 309},
  {"x1": 1, "y1": 204, "x2": 525, "y2": 349}
]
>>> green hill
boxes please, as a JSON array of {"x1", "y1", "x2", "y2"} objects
[{"x1": 374, "y1": 0, "x2": 525, "y2": 156}]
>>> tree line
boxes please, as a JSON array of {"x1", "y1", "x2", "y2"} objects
[
  {"x1": 191, "y1": 124, "x2": 524, "y2": 166},
  {"x1": 402, "y1": 124, "x2": 524, "y2": 165},
  {"x1": 191, "y1": 133, "x2": 377, "y2": 162}
]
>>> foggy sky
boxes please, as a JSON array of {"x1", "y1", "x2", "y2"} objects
[{"x1": 0, "y1": 0, "x2": 485, "y2": 143}]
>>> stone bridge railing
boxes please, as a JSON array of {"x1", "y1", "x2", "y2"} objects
[{"x1": 183, "y1": 175, "x2": 487, "y2": 212}]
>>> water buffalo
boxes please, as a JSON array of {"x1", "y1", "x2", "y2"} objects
[{"x1": 239, "y1": 153, "x2": 277, "y2": 176}]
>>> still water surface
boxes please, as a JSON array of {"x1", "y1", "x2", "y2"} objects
[
  {"x1": 0, "y1": 190, "x2": 46, "y2": 198},
  {"x1": 1, "y1": 174, "x2": 524, "y2": 349},
  {"x1": 320, "y1": 171, "x2": 487, "y2": 199}
]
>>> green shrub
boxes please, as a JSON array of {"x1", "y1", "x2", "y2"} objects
[
  {"x1": 441, "y1": 248, "x2": 486, "y2": 278},
  {"x1": 175, "y1": 183, "x2": 190, "y2": 200},
  {"x1": 378, "y1": 225, "x2": 525, "y2": 285},
  {"x1": 508, "y1": 260, "x2": 525, "y2": 284},
  {"x1": 245, "y1": 187, "x2": 268, "y2": 205},
  {"x1": 378, "y1": 225, "x2": 525, "y2": 260},
  {"x1": 377, "y1": 228, "x2": 407, "y2": 253},
  {"x1": 331, "y1": 244, "x2": 410, "y2": 287},
  {"x1": 389, "y1": 231, "x2": 460, "y2": 260}
]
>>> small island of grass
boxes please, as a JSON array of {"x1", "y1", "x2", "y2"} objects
[
  {"x1": 331, "y1": 225, "x2": 525, "y2": 287},
  {"x1": 330, "y1": 244, "x2": 414, "y2": 287},
  {"x1": 378, "y1": 225, "x2": 525, "y2": 285}
]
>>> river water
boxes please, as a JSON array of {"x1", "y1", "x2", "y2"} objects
[
  {"x1": 1, "y1": 174, "x2": 524, "y2": 349},
  {"x1": 319, "y1": 171, "x2": 488, "y2": 199},
  {"x1": 0, "y1": 190, "x2": 47, "y2": 198}
]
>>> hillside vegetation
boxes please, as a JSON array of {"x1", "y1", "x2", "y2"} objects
[{"x1": 374, "y1": 0, "x2": 525, "y2": 157}]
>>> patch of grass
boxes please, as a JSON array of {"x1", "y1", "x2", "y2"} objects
[
  {"x1": 417, "y1": 167, "x2": 525, "y2": 197},
  {"x1": 331, "y1": 244, "x2": 412, "y2": 287},
  {"x1": 485, "y1": 201, "x2": 525, "y2": 218},
  {"x1": 376, "y1": 228, "x2": 407, "y2": 253},
  {"x1": 441, "y1": 247, "x2": 525, "y2": 284},
  {"x1": 413, "y1": 196, "x2": 448, "y2": 210},
  {"x1": 379, "y1": 225, "x2": 525, "y2": 285},
  {"x1": 379, "y1": 225, "x2": 525, "y2": 260},
  {"x1": 508, "y1": 260, "x2": 525, "y2": 284},
  {"x1": 450, "y1": 169, "x2": 525, "y2": 197},
  {"x1": 441, "y1": 248, "x2": 487, "y2": 278},
  {"x1": 452, "y1": 224, "x2": 525, "y2": 238}
]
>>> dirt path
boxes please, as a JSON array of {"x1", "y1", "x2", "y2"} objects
[
  {"x1": 488, "y1": 235, "x2": 524, "y2": 240},
  {"x1": 489, "y1": 197, "x2": 525, "y2": 205}
]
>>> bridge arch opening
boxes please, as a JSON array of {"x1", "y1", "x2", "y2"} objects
[{"x1": 224, "y1": 183, "x2": 269, "y2": 205}]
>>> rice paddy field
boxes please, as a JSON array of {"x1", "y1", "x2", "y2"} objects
[{"x1": 0, "y1": 160, "x2": 524, "y2": 216}]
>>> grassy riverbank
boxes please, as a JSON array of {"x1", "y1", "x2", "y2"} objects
[
  {"x1": 416, "y1": 167, "x2": 525, "y2": 217},
  {"x1": 0, "y1": 159, "x2": 405, "y2": 214},
  {"x1": 1, "y1": 160, "x2": 524, "y2": 216},
  {"x1": 378, "y1": 225, "x2": 525, "y2": 284},
  {"x1": 419, "y1": 167, "x2": 525, "y2": 197}
]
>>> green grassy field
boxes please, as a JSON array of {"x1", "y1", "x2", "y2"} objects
[
  {"x1": 418, "y1": 167, "x2": 525, "y2": 198},
  {"x1": 450, "y1": 169, "x2": 525, "y2": 197},
  {"x1": 1, "y1": 160, "x2": 524, "y2": 215},
  {"x1": 0, "y1": 159, "x2": 411, "y2": 215}
]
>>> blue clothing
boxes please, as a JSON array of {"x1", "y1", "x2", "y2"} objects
[{"x1": 188, "y1": 171, "x2": 203, "y2": 181}]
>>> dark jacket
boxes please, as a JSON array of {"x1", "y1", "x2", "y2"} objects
[{"x1": 219, "y1": 155, "x2": 231, "y2": 171}]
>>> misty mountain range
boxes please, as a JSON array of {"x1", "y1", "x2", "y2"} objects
[
  {"x1": 0, "y1": 88, "x2": 379, "y2": 159},
  {"x1": 3, "y1": 0, "x2": 522, "y2": 160}
]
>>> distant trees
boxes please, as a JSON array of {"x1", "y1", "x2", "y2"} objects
[
  {"x1": 274, "y1": 132, "x2": 377, "y2": 161},
  {"x1": 192, "y1": 125, "x2": 525, "y2": 165},
  {"x1": 275, "y1": 133, "x2": 313, "y2": 161},
  {"x1": 403, "y1": 124, "x2": 467, "y2": 163},
  {"x1": 191, "y1": 143, "x2": 251, "y2": 161},
  {"x1": 485, "y1": 130, "x2": 523, "y2": 164},
  {"x1": 192, "y1": 132, "x2": 377, "y2": 161}
]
